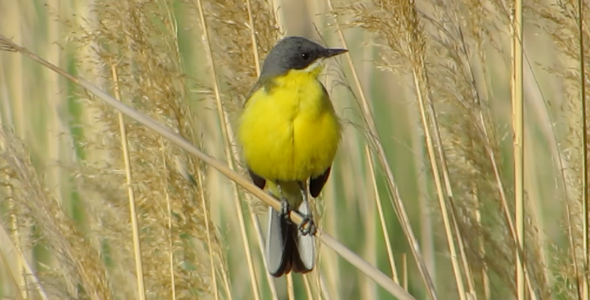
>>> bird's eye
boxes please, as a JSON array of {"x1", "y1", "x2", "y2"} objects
[{"x1": 301, "y1": 53, "x2": 310, "y2": 60}]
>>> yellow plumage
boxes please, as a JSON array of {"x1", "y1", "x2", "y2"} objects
[{"x1": 238, "y1": 66, "x2": 341, "y2": 186}]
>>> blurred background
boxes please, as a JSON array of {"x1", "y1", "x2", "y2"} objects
[{"x1": 0, "y1": 0, "x2": 588, "y2": 299}]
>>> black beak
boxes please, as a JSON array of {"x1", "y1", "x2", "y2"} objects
[{"x1": 323, "y1": 48, "x2": 348, "y2": 58}]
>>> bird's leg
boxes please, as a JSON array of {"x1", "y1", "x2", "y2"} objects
[
  {"x1": 298, "y1": 181, "x2": 316, "y2": 236},
  {"x1": 275, "y1": 181, "x2": 291, "y2": 222}
]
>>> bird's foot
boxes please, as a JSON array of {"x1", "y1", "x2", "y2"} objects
[
  {"x1": 299, "y1": 216, "x2": 317, "y2": 236},
  {"x1": 279, "y1": 199, "x2": 292, "y2": 223}
]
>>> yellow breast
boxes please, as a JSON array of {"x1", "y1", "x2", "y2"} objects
[{"x1": 238, "y1": 69, "x2": 341, "y2": 182}]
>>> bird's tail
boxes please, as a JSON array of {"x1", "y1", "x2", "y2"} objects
[{"x1": 265, "y1": 184, "x2": 315, "y2": 277}]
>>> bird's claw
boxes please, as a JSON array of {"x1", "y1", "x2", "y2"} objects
[{"x1": 299, "y1": 216, "x2": 317, "y2": 236}]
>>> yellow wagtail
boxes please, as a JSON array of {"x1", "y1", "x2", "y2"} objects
[{"x1": 238, "y1": 36, "x2": 347, "y2": 276}]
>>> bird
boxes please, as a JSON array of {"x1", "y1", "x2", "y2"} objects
[{"x1": 237, "y1": 36, "x2": 347, "y2": 277}]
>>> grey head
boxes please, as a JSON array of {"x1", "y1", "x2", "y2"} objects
[{"x1": 260, "y1": 36, "x2": 347, "y2": 79}]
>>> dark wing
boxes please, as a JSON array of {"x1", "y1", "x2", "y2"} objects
[
  {"x1": 248, "y1": 168, "x2": 266, "y2": 190},
  {"x1": 309, "y1": 167, "x2": 331, "y2": 198}
]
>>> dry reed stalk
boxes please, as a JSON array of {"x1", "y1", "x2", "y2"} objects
[
  {"x1": 365, "y1": 145, "x2": 399, "y2": 283},
  {"x1": 110, "y1": 63, "x2": 147, "y2": 300},
  {"x1": 402, "y1": 253, "x2": 408, "y2": 291},
  {"x1": 510, "y1": 0, "x2": 525, "y2": 298},
  {"x1": 301, "y1": 268, "x2": 317, "y2": 300},
  {"x1": 473, "y1": 185, "x2": 490, "y2": 300},
  {"x1": 159, "y1": 139, "x2": 177, "y2": 300},
  {"x1": 218, "y1": 261, "x2": 234, "y2": 300},
  {"x1": 192, "y1": 157, "x2": 221, "y2": 300},
  {"x1": 319, "y1": 272, "x2": 333, "y2": 300},
  {"x1": 251, "y1": 215, "x2": 279, "y2": 299},
  {"x1": 302, "y1": 274, "x2": 314, "y2": 300},
  {"x1": 360, "y1": 169, "x2": 378, "y2": 300},
  {"x1": 246, "y1": 0, "x2": 262, "y2": 75},
  {"x1": 287, "y1": 273, "x2": 295, "y2": 300},
  {"x1": 321, "y1": 178, "x2": 340, "y2": 300},
  {"x1": 577, "y1": 0, "x2": 589, "y2": 298},
  {"x1": 326, "y1": 1, "x2": 437, "y2": 298}
]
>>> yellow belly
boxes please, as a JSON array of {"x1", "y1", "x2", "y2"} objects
[{"x1": 238, "y1": 71, "x2": 341, "y2": 182}]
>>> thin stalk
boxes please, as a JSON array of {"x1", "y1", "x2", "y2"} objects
[
  {"x1": 245, "y1": 0, "x2": 261, "y2": 75},
  {"x1": 326, "y1": 1, "x2": 437, "y2": 298},
  {"x1": 412, "y1": 113, "x2": 436, "y2": 284},
  {"x1": 0, "y1": 35, "x2": 416, "y2": 300},
  {"x1": 157, "y1": 10, "x2": 182, "y2": 299},
  {"x1": 251, "y1": 217, "x2": 279, "y2": 300},
  {"x1": 194, "y1": 159, "x2": 220, "y2": 300},
  {"x1": 323, "y1": 168, "x2": 340, "y2": 300},
  {"x1": 219, "y1": 264, "x2": 233, "y2": 300},
  {"x1": 287, "y1": 273, "x2": 295, "y2": 300},
  {"x1": 365, "y1": 145, "x2": 399, "y2": 283},
  {"x1": 320, "y1": 272, "x2": 333, "y2": 300},
  {"x1": 402, "y1": 253, "x2": 408, "y2": 291},
  {"x1": 192, "y1": 0, "x2": 261, "y2": 299},
  {"x1": 303, "y1": 274, "x2": 314, "y2": 300},
  {"x1": 510, "y1": 0, "x2": 525, "y2": 298},
  {"x1": 412, "y1": 69, "x2": 466, "y2": 300},
  {"x1": 454, "y1": 220, "x2": 476, "y2": 298},
  {"x1": 111, "y1": 64, "x2": 146, "y2": 300},
  {"x1": 578, "y1": 0, "x2": 589, "y2": 295},
  {"x1": 361, "y1": 173, "x2": 378, "y2": 300},
  {"x1": 159, "y1": 140, "x2": 177, "y2": 300},
  {"x1": 474, "y1": 185, "x2": 490, "y2": 300}
]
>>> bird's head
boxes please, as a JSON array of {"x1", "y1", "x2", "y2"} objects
[{"x1": 260, "y1": 36, "x2": 347, "y2": 78}]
